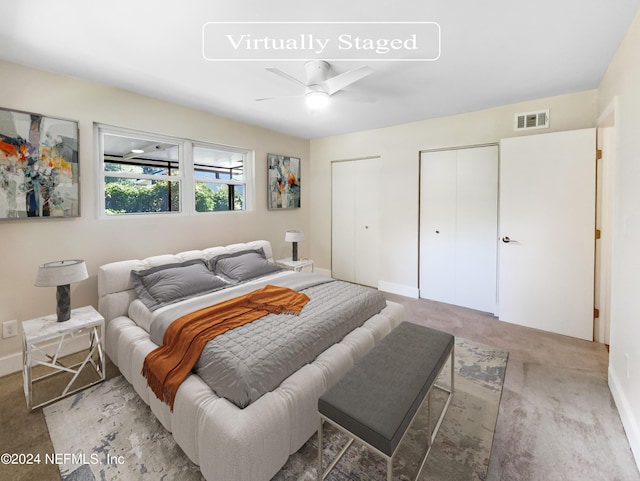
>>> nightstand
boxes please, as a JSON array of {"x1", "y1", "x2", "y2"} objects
[
  {"x1": 276, "y1": 257, "x2": 315, "y2": 272},
  {"x1": 22, "y1": 305, "x2": 105, "y2": 410}
]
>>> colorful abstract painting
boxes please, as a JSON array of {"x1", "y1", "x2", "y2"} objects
[
  {"x1": 0, "y1": 108, "x2": 79, "y2": 219},
  {"x1": 268, "y1": 153, "x2": 300, "y2": 209}
]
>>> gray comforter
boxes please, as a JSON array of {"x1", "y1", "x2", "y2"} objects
[{"x1": 148, "y1": 273, "x2": 386, "y2": 408}]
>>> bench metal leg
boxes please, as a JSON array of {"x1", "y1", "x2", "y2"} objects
[
  {"x1": 430, "y1": 344, "x2": 455, "y2": 445},
  {"x1": 317, "y1": 418, "x2": 322, "y2": 481},
  {"x1": 318, "y1": 417, "x2": 355, "y2": 481},
  {"x1": 415, "y1": 345, "x2": 455, "y2": 480}
]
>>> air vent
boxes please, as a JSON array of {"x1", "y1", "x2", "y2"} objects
[{"x1": 514, "y1": 109, "x2": 549, "y2": 131}]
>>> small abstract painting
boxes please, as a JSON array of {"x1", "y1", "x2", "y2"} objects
[
  {"x1": 0, "y1": 108, "x2": 79, "y2": 219},
  {"x1": 268, "y1": 153, "x2": 300, "y2": 209}
]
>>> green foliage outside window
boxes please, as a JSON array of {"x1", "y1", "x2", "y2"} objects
[
  {"x1": 104, "y1": 181, "x2": 179, "y2": 214},
  {"x1": 104, "y1": 180, "x2": 242, "y2": 214},
  {"x1": 195, "y1": 182, "x2": 244, "y2": 212}
]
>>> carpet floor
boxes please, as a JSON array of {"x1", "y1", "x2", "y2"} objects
[
  {"x1": 43, "y1": 337, "x2": 507, "y2": 481},
  {"x1": 2, "y1": 294, "x2": 639, "y2": 481},
  {"x1": 385, "y1": 294, "x2": 640, "y2": 481}
]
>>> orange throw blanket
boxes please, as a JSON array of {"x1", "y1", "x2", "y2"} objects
[{"x1": 141, "y1": 284, "x2": 310, "y2": 410}]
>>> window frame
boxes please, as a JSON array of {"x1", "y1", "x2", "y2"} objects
[{"x1": 95, "y1": 124, "x2": 253, "y2": 218}]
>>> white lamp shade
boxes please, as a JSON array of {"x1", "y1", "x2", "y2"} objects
[
  {"x1": 35, "y1": 260, "x2": 88, "y2": 287},
  {"x1": 285, "y1": 230, "x2": 305, "y2": 243}
]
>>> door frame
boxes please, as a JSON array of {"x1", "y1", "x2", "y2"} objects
[{"x1": 595, "y1": 97, "x2": 619, "y2": 345}]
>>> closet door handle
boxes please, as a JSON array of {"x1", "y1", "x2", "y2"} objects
[{"x1": 502, "y1": 236, "x2": 518, "y2": 243}]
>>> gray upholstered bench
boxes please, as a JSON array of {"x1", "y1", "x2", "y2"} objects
[{"x1": 317, "y1": 321, "x2": 454, "y2": 481}]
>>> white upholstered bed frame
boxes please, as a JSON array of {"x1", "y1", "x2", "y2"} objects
[{"x1": 98, "y1": 240, "x2": 405, "y2": 481}]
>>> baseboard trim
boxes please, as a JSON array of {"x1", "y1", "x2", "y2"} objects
[
  {"x1": 314, "y1": 267, "x2": 332, "y2": 278},
  {"x1": 0, "y1": 333, "x2": 90, "y2": 378},
  {"x1": 0, "y1": 351, "x2": 23, "y2": 377},
  {"x1": 378, "y1": 281, "x2": 419, "y2": 299},
  {"x1": 609, "y1": 365, "x2": 640, "y2": 471}
]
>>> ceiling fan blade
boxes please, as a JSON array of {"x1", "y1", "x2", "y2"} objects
[
  {"x1": 256, "y1": 94, "x2": 305, "y2": 102},
  {"x1": 320, "y1": 66, "x2": 373, "y2": 95},
  {"x1": 266, "y1": 67, "x2": 308, "y2": 88},
  {"x1": 333, "y1": 89, "x2": 377, "y2": 103}
]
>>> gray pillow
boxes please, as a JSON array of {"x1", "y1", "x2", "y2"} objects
[
  {"x1": 131, "y1": 259, "x2": 229, "y2": 311},
  {"x1": 209, "y1": 248, "x2": 283, "y2": 282}
]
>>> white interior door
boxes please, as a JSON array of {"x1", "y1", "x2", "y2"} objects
[{"x1": 499, "y1": 129, "x2": 596, "y2": 341}]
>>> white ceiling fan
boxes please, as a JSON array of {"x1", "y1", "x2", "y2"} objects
[{"x1": 257, "y1": 60, "x2": 374, "y2": 109}]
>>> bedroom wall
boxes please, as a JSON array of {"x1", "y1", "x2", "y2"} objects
[
  {"x1": 0, "y1": 60, "x2": 310, "y2": 374},
  {"x1": 308, "y1": 89, "x2": 598, "y2": 296},
  {"x1": 597, "y1": 10, "x2": 640, "y2": 468}
]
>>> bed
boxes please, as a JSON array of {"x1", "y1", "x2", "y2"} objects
[{"x1": 98, "y1": 240, "x2": 405, "y2": 481}]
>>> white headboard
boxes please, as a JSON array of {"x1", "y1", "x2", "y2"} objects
[{"x1": 97, "y1": 240, "x2": 273, "y2": 324}]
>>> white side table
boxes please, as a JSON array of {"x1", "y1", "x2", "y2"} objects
[
  {"x1": 22, "y1": 305, "x2": 105, "y2": 410},
  {"x1": 276, "y1": 257, "x2": 315, "y2": 272}
]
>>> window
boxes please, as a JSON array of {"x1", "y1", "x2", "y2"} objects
[
  {"x1": 98, "y1": 125, "x2": 250, "y2": 216},
  {"x1": 194, "y1": 145, "x2": 246, "y2": 212},
  {"x1": 102, "y1": 131, "x2": 181, "y2": 215}
]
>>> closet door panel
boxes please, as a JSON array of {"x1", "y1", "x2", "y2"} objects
[
  {"x1": 419, "y1": 150, "x2": 457, "y2": 303},
  {"x1": 455, "y1": 146, "x2": 498, "y2": 312},
  {"x1": 354, "y1": 157, "x2": 382, "y2": 288},
  {"x1": 331, "y1": 161, "x2": 357, "y2": 282}
]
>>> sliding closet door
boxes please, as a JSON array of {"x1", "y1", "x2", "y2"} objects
[
  {"x1": 331, "y1": 157, "x2": 381, "y2": 288},
  {"x1": 419, "y1": 145, "x2": 498, "y2": 313}
]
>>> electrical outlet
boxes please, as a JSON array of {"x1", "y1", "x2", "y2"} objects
[{"x1": 2, "y1": 320, "x2": 18, "y2": 339}]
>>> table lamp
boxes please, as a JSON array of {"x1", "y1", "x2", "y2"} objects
[
  {"x1": 285, "y1": 230, "x2": 304, "y2": 262},
  {"x1": 35, "y1": 260, "x2": 88, "y2": 322}
]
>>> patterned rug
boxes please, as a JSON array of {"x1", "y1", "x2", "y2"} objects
[{"x1": 44, "y1": 337, "x2": 507, "y2": 481}]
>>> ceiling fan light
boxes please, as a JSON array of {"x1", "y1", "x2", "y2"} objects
[{"x1": 305, "y1": 91, "x2": 330, "y2": 110}]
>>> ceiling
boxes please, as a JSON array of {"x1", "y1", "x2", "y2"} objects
[{"x1": 1, "y1": 0, "x2": 638, "y2": 139}]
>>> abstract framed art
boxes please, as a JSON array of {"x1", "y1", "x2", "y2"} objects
[
  {"x1": 0, "y1": 108, "x2": 79, "y2": 219},
  {"x1": 268, "y1": 153, "x2": 300, "y2": 209}
]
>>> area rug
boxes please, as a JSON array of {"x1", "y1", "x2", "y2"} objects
[{"x1": 44, "y1": 337, "x2": 508, "y2": 481}]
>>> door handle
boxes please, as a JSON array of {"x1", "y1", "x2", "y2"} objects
[{"x1": 502, "y1": 236, "x2": 518, "y2": 243}]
